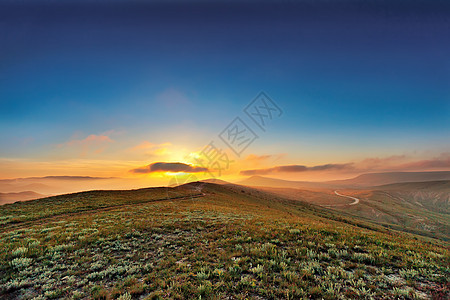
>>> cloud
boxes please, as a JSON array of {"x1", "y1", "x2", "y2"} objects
[
  {"x1": 396, "y1": 153, "x2": 450, "y2": 170},
  {"x1": 65, "y1": 134, "x2": 113, "y2": 145},
  {"x1": 352, "y1": 153, "x2": 450, "y2": 172},
  {"x1": 239, "y1": 153, "x2": 450, "y2": 177},
  {"x1": 357, "y1": 155, "x2": 407, "y2": 169},
  {"x1": 129, "y1": 141, "x2": 172, "y2": 156},
  {"x1": 130, "y1": 141, "x2": 155, "y2": 151},
  {"x1": 59, "y1": 134, "x2": 113, "y2": 155},
  {"x1": 245, "y1": 154, "x2": 274, "y2": 162},
  {"x1": 240, "y1": 163, "x2": 353, "y2": 176},
  {"x1": 130, "y1": 162, "x2": 209, "y2": 174}
]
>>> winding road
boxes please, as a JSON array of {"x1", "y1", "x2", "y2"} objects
[{"x1": 334, "y1": 190, "x2": 360, "y2": 205}]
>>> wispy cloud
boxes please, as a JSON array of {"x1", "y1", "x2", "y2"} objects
[
  {"x1": 58, "y1": 134, "x2": 114, "y2": 155},
  {"x1": 130, "y1": 141, "x2": 155, "y2": 151},
  {"x1": 244, "y1": 154, "x2": 274, "y2": 162},
  {"x1": 357, "y1": 155, "x2": 407, "y2": 169},
  {"x1": 244, "y1": 154, "x2": 286, "y2": 163},
  {"x1": 239, "y1": 153, "x2": 450, "y2": 177},
  {"x1": 240, "y1": 163, "x2": 353, "y2": 176},
  {"x1": 129, "y1": 141, "x2": 172, "y2": 157},
  {"x1": 396, "y1": 153, "x2": 450, "y2": 170},
  {"x1": 130, "y1": 162, "x2": 208, "y2": 174}
]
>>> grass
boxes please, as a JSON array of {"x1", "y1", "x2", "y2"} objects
[{"x1": 0, "y1": 182, "x2": 448, "y2": 299}]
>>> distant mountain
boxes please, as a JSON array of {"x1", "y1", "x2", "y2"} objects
[
  {"x1": 38, "y1": 176, "x2": 115, "y2": 180},
  {"x1": 0, "y1": 176, "x2": 114, "y2": 183},
  {"x1": 0, "y1": 182, "x2": 53, "y2": 193},
  {"x1": 236, "y1": 176, "x2": 330, "y2": 189},
  {"x1": 375, "y1": 180, "x2": 450, "y2": 191},
  {"x1": 200, "y1": 178, "x2": 231, "y2": 185},
  {"x1": 326, "y1": 171, "x2": 450, "y2": 187},
  {"x1": 237, "y1": 171, "x2": 450, "y2": 189},
  {"x1": 0, "y1": 176, "x2": 121, "y2": 195},
  {"x1": 0, "y1": 191, "x2": 46, "y2": 205}
]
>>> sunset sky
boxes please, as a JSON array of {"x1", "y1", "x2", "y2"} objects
[{"x1": 1, "y1": 0, "x2": 449, "y2": 187}]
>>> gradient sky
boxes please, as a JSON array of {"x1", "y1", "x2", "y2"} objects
[{"x1": 0, "y1": 0, "x2": 449, "y2": 185}]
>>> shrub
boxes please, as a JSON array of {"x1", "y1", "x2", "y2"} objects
[
  {"x1": 11, "y1": 247, "x2": 28, "y2": 257},
  {"x1": 117, "y1": 292, "x2": 132, "y2": 300},
  {"x1": 351, "y1": 253, "x2": 375, "y2": 264},
  {"x1": 250, "y1": 264, "x2": 264, "y2": 274},
  {"x1": 10, "y1": 257, "x2": 33, "y2": 269},
  {"x1": 399, "y1": 268, "x2": 419, "y2": 280}
]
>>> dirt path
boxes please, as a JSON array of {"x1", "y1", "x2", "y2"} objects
[
  {"x1": 334, "y1": 191, "x2": 360, "y2": 205},
  {"x1": 321, "y1": 191, "x2": 360, "y2": 207}
]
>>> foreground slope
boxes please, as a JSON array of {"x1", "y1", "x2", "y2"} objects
[{"x1": 0, "y1": 183, "x2": 448, "y2": 299}]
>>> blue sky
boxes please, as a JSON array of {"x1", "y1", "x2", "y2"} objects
[{"x1": 0, "y1": 0, "x2": 449, "y2": 181}]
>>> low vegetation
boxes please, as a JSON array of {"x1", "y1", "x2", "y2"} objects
[{"x1": 0, "y1": 183, "x2": 448, "y2": 299}]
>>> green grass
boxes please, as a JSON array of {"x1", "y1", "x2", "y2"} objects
[
  {"x1": 0, "y1": 183, "x2": 448, "y2": 299},
  {"x1": 259, "y1": 183, "x2": 450, "y2": 242},
  {"x1": 0, "y1": 186, "x2": 201, "y2": 226}
]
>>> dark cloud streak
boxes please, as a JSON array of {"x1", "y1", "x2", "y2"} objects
[
  {"x1": 240, "y1": 153, "x2": 450, "y2": 176},
  {"x1": 130, "y1": 162, "x2": 208, "y2": 174}
]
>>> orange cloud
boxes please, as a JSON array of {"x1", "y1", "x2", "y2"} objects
[
  {"x1": 396, "y1": 153, "x2": 450, "y2": 170},
  {"x1": 129, "y1": 141, "x2": 172, "y2": 156},
  {"x1": 239, "y1": 153, "x2": 450, "y2": 177},
  {"x1": 244, "y1": 153, "x2": 286, "y2": 164},
  {"x1": 66, "y1": 134, "x2": 112, "y2": 145},
  {"x1": 131, "y1": 141, "x2": 155, "y2": 151},
  {"x1": 358, "y1": 155, "x2": 407, "y2": 169},
  {"x1": 59, "y1": 134, "x2": 113, "y2": 155},
  {"x1": 245, "y1": 154, "x2": 273, "y2": 162},
  {"x1": 354, "y1": 153, "x2": 450, "y2": 172}
]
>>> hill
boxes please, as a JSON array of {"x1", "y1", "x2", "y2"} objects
[
  {"x1": 326, "y1": 171, "x2": 450, "y2": 187},
  {"x1": 0, "y1": 191, "x2": 46, "y2": 205},
  {"x1": 238, "y1": 171, "x2": 450, "y2": 190},
  {"x1": 0, "y1": 176, "x2": 130, "y2": 196},
  {"x1": 236, "y1": 175, "x2": 330, "y2": 189},
  {"x1": 0, "y1": 182, "x2": 448, "y2": 299},
  {"x1": 200, "y1": 178, "x2": 231, "y2": 185},
  {"x1": 252, "y1": 180, "x2": 450, "y2": 241},
  {"x1": 375, "y1": 180, "x2": 450, "y2": 191}
]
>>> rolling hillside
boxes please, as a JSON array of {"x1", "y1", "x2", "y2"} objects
[
  {"x1": 253, "y1": 181, "x2": 450, "y2": 242},
  {"x1": 0, "y1": 182, "x2": 448, "y2": 299},
  {"x1": 237, "y1": 176, "x2": 330, "y2": 189}
]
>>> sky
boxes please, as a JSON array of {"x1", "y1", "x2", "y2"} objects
[{"x1": 0, "y1": 0, "x2": 449, "y2": 187}]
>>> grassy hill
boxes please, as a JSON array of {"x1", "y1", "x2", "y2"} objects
[
  {"x1": 0, "y1": 183, "x2": 448, "y2": 299},
  {"x1": 237, "y1": 176, "x2": 330, "y2": 189},
  {"x1": 253, "y1": 181, "x2": 450, "y2": 242}
]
